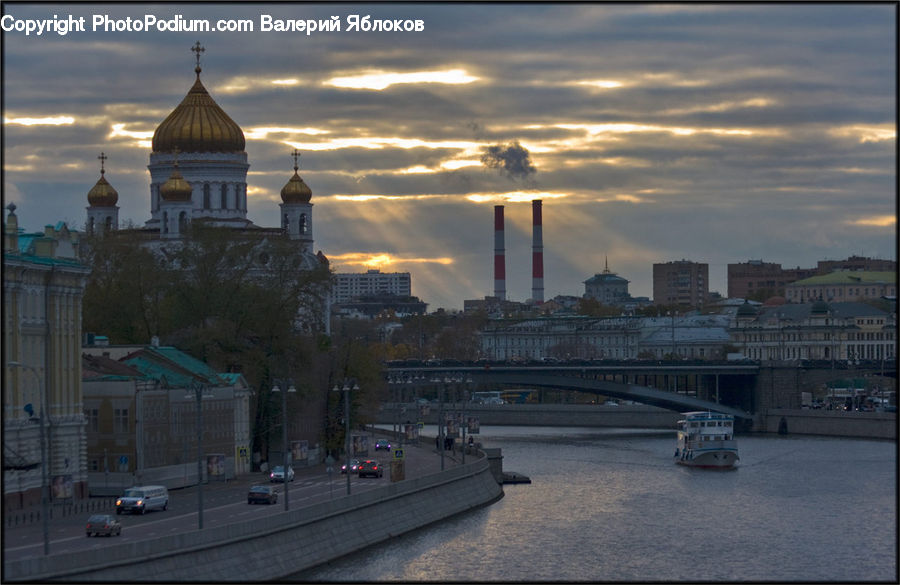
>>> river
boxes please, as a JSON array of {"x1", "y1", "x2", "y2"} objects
[{"x1": 296, "y1": 426, "x2": 896, "y2": 582}]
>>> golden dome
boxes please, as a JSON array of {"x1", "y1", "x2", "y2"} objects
[
  {"x1": 281, "y1": 170, "x2": 312, "y2": 204},
  {"x1": 152, "y1": 75, "x2": 245, "y2": 154},
  {"x1": 87, "y1": 174, "x2": 118, "y2": 207},
  {"x1": 159, "y1": 165, "x2": 193, "y2": 202}
]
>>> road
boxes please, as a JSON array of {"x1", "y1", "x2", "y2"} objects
[{"x1": 3, "y1": 436, "x2": 461, "y2": 562}]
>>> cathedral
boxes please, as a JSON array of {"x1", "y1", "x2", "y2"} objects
[{"x1": 85, "y1": 42, "x2": 326, "y2": 275}]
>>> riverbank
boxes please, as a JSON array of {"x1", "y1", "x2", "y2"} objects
[
  {"x1": 760, "y1": 408, "x2": 896, "y2": 439},
  {"x1": 376, "y1": 403, "x2": 895, "y2": 440}
]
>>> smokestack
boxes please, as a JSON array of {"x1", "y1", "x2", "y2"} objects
[
  {"x1": 494, "y1": 205, "x2": 506, "y2": 300},
  {"x1": 532, "y1": 199, "x2": 544, "y2": 303}
]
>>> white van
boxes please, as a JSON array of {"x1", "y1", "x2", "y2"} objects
[{"x1": 116, "y1": 485, "x2": 169, "y2": 515}]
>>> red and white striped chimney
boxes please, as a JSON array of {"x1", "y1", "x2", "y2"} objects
[
  {"x1": 494, "y1": 205, "x2": 506, "y2": 300},
  {"x1": 532, "y1": 199, "x2": 544, "y2": 303}
]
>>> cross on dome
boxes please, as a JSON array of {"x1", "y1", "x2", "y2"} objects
[
  {"x1": 98, "y1": 152, "x2": 107, "y2": 175},
  {"x1": 191, "y1": 41, "x2": 205, "y2": 76},
  {"x1": 291, "y1": 149, "x2": 301, "y2": 172}
]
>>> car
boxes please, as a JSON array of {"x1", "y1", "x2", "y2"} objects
[
  {"x1": 374, "y1": 439, "x2": 392, "y2": 451},
  {"x1": 341, "y1": 459, "x2": 361, "y2": 474},
  {"x1": 85, "y1": 514, "x2": 122, "y2": 537},
  {"x1": 358, "y1": 460, "x2": 384, "y2": 478},
  {"x1": 115, "y1": 485, "x2": 169, "y2": 515},
  {"x1": 269, "y1": 465, "x2": 295, "y2": 482},
  {"x1": 247, "y1": 485, "x2": 278, "y2": 505}
]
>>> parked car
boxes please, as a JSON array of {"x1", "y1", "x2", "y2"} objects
[
  {"x1": 341, "y1": 459, "x2": 361, "y2": 474},
  {"x1": 269, "y1": 465, "x2": 295, "y2": 482},
  {"x1": 247, "y1": 485, "x2": 278, "y2": 505},
  {"x1": 358, "y1": 460, "x2": 384, "y2": 478},
  {"x1": 374, "y1": 439, "x2": 392, "y2": 451},
  {"x1": 85, "y1": 514, "x2": 122, "y2": 537}
]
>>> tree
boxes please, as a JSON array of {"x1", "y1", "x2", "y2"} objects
[
  {"x1": 81, "y1": 225, "x2": 339, "y2": 469},
  {"x1": 81, "y1": 232, "x2": 175, "y2": 343}
]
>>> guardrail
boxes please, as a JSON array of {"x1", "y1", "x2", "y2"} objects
[{"x1": 5, "y1": 498, "x2": 117, "y2": 529}]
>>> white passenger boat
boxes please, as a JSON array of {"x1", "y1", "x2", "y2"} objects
[{"x1": 674, "y1": 411, "x2": 739, "y2": 469}]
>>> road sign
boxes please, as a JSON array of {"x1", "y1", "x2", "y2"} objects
[{"x1": 393, "y1": 448, "x2": 404, "y2": 460}]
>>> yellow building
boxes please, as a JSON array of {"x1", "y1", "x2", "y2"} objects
[{"x1": 3, "y1": 204, "x2": 91, "y2": 509}]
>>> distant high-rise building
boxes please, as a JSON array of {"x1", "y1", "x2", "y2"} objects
[
  {"x1": 816, "y1": 256, "x2": 896, "y2": 274},
  {"x1": 653, "y1": 260, "x2": 708, "y2": 308},
  {"x1": 727, "y1": 256, "x2": 896, "y2": 301},
  {"x1": 332, "y1": 269, "x2": 412, "y2": 304},
  {"x1": 727, "y1": 260, "x2": 815, "y2": 300}
]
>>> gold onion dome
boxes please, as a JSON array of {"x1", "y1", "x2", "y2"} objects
[
  {"x1": 281, "y1": 149, "x2": 312, "y2": 203},
  {"x1": 87, "y1": 174, "x2": 118, "y2": 207},
  {"x1": 159, "y1": 163, "x2": 193, "y2": 202},
  {"x1": 281, "y1": 165, "x2": 312, "y2": 205},
  {"x1": 151, "y1": 60, "x2": 245, "y2": 153},
  {"x1": 87, "y1": 152, "x2": 118, "y2": 207}
]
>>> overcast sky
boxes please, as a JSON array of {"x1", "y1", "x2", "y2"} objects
[{"x1": 3, "y1": 3, "x2": 896, "y2": 310}]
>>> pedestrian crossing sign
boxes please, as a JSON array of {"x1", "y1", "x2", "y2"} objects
[{"x1": 393, "y1": 448, "x2": 404, "y2": 460}]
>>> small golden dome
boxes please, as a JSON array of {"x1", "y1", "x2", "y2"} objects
[
  {"x1": 87, "y1": 174, "x2": 119, "y2": 207},
  {"x1": 152, "y1": 76, "x2": 245, "y2": 154},
  {"x1": 281, "y1": 170, "x2": 312, "y2": 204},
  {"x1": 159, "y1": 166, "x2": 193, "y2": 202}
]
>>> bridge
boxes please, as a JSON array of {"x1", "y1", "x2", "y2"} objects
[
  {"x1": 385, "y1": 359, "x2": 895, "y2": 423},
  {"x1": 386, "y1": 361, "x2": 759, "y2": 420}
]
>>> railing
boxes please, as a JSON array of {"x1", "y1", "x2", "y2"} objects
[{"x1": 5, "y1": 498, "x2": 117, "y2": 529}]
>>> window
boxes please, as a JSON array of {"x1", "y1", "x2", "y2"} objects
[
  {"x1": 114, "y1": 408, "x2": 129, "y2": 433},
  {"x1": 203, "y1": 183, "x2": 211, "y2": 209},
  {"x1": 220, "y1": 184, "x2": 227, "y2": 209},
  {"x1": 86, "y1": 408, "x2": 99, "y2": 432}
]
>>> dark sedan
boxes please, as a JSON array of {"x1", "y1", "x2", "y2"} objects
[
  {"x1": 85, "y1": 514, "x2": 122, "y2": 537},
  {"x1": 247, "y1": 485, "x2": 278, "y2": 505}
]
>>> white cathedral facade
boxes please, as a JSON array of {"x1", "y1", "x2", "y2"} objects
[{"x1": 85, "y1": 43, "x2": 328, "y2": 316}]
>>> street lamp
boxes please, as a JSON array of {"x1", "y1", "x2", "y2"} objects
[
  {"x1": 332, "y1": 380, "x2": 359, "y2": 495},
  {"x1": 461, "y1": 374, "x2": 473, "y2": 464},
  {"x1": 186, "y1": 380, "x2": 212, "y2": 530},
  {"x1": 271, "y1": 380, "x2": 296, "y2": 511},
  {"x1": 8, "y1": 361, "x2": 49, "y2": 555}
]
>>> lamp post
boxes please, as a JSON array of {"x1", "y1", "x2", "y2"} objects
[
  {"x1": 271, "y1": 379, "x2": 296, "y2": 511},
  {"x1": 186, "y1": 381, "x2": 211, "y2": 530},
  {"x1": 332, "y1": 380, "x2": 358, "y2": 495},
  {"x1": 8, "y1": 361, "x2": 49, "y2": 555},
  {"x1": 461, "y1": 374, "x2": 473, "y2": 464}
]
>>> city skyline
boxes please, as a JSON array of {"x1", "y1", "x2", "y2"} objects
[{"x1": 3, "y1": 3, "x2": 896, "y2": 310}]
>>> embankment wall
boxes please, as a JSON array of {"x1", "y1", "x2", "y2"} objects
[
  {"x1": 378, "y1": 403, "x2": 895, "y2": 440},
  {"x1": 762, "y1": 409, "x2": 896, "y2": 439}
]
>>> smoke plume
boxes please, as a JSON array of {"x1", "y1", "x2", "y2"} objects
[{"x1": 480, "y1": 141, "x2": 537, "y2": 182}]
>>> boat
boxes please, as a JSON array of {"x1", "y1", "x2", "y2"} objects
[{"x1": 674, "y1": 411, "x2": 739, "y2": 469}]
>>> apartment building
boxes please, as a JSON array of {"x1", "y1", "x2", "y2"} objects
[
  {"x1": 653, "y1": 260, "x2": 709, "y2": 308},
  {"x1": 332, "y1": 270, "x2": 412, "y2": 303}
]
